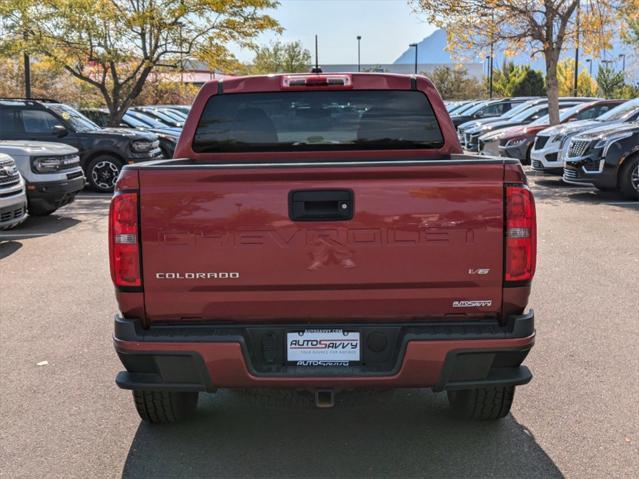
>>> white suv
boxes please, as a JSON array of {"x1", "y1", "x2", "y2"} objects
[
  {"x1": 0, "y1": 141, "x2": 85, "y2": 216},
  {"x1": 0, "y1": 153, "x2": 28, "y2": 229}
]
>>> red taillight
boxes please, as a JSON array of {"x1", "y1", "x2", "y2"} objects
[
  {"x1": 109, "y1": 192, "x2": 141, "y2": 288},
  {"x1": 505, "y1": 185, "x2": 536, "y2": 283}
]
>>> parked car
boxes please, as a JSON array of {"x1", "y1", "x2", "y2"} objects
[
  {"x1": 532, "y1": 98, "x2": 639, "y2": 174},
  {"x1": 0, "y1": 141, "x2": 85, "y2": 215},
  {"x1": 0, "y1": 153, "x2": 28, "y2": 229},
  {"x1": 451, "y1": 97, "x2": 541, "y2": 128},
  {"x1": 80, "y1": 108, "x2": 180, "y2": 159},
  {"x1": 457, "y1": 98, "x2": 545, "y2": 146},
  {"x1": 457, "y1": 97, "x2": 595, "y2": 148},
  {"x1": 0, "y1": 98, "x2": 162, "y2": 192},
  {"x1": 482, "y1": 100, "x2": 624, "y2": 163},
  {"x1": 130, "y1": 106, "x2": 185, "y2": 128},
  {"x1": 111, "y1": 73, "x2": 537, "y2": 424},
  {"x1": 470, "y1": 100, "x2": 586, "y2": 153},
  {"x1": 562, "y1": 122, "x2": 639, "y2": 199}
]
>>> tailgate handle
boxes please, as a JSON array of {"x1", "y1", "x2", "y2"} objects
[{"x1": 289, "y1": 189, "x2": 354, "y2": 221}]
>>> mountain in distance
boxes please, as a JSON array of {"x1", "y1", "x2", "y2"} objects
[{"x1": 395, "y1": 28, "x2": 637, "y2": 80}]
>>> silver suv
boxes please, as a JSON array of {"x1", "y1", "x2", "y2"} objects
[
  {"x1": 0, "y1": 153, "x2": 28, "y2": 229},
  {"x1": 0, "y1": 141, "x2": 85, "y2": 216}
]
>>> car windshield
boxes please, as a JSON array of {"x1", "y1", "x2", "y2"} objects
[
  {"x1": 49, "y1": 104, "x2": 101, "y2": 132},
  {"x1": 596, "y1": 99, "x2": 639, "y2": 121},
  {"x1": 502, "y1": 101, "x2": 541, "y2": 119},
  {"x1": 462, "y1": 101, "x2": 492, "y2": 115},
  {"x1": 127, "y1": 110, "x2": 168, "y2": 128},
  {"x1": 122, "y1": 113, "x2": 152, "y2": 129},
  {"x1": 530, "y1": 108, "x2": 572, "y2": 126},
  {"x1": 509, "y1": 106, "x2": 544, "y2": 122},
  {"x1": 452, "y1": 101, "x2": 481, "y2": 115},
  {"x1": 193, "y1": 90, "x2": 444, "y2": 153}
]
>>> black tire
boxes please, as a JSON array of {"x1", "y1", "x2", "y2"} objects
[
  {"x1": 619, "y1": 156, "x2": 639, "y2": 201},
  {"x1": 27, "y1": 204, "x2": 56, "y2": 216},
  {"x1": 133, "y1": 390, "x2": 199, "y2": 424},
  {"x1": 86, "y1": 155, "x2": 124, "y2": 192},
  {"x1": 447, "y1": 386, "x2": 515, "y2": 420}
]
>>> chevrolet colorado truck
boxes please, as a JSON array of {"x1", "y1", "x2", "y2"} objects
[{"x1": 110, "y1": 73, "x2": 537, "y2": 423}]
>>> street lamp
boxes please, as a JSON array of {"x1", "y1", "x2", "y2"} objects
[
  {"x1": 601, "y1": 59, "x2": 613, "y2": 71},
  {"x1": 585, "y1": 58, "x2": 592, "y2": 77},
  {"x1": 409, "y1": 43, "x2": 418, "y2": 75},
  {"x1": 357, "y1": 36, "x2": 362, "y2": 72}
]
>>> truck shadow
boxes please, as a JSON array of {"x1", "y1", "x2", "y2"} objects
[{"x1": 121, "y1": 389, "x2": 563, "y2": 478}]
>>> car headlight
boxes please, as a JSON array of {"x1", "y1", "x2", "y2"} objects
[
  {"x1": 593, "y1": 131, "x2": 633, "y2": 156},
  {"x1": 505, "y1": 138, "x2": 528, "y2": 147},
  {"x1": 131, "y1": 140, "x2": 153, "y2": 152},
  {"x1": 31, "y1": 155, "x2": 80, "y2": 173}
]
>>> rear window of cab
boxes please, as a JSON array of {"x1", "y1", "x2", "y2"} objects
[{"x1": 192, "y1": 90, "x2": 444, "y2": 153}]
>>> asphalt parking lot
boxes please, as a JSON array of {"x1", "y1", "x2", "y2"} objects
[{"x1": 1, "y1": 170, "x2": 638, "y2": 479}]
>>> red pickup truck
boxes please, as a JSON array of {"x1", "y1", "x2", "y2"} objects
[{"x1": 110, "y1": 73, "x2": 536, "y2": 423}]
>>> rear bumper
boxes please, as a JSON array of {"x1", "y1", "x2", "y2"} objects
[{"x1": 113, "y1": 312, "x2": 535, "y2": 391}]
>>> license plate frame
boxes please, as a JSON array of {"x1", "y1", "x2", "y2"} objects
[{"x1": 286, "y1": 329, "x2": 360, "y2": 364}]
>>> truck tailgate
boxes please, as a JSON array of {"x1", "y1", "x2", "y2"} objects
[{"x1": 139, "y1": 161, "x2": 505, "y2": 322}]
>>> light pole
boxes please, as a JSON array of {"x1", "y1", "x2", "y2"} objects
[
  {"x1": 585, "y1": 58, "x2": 592, "y2": 77},
  {"x1": 409, "y1": 43, "x2": 418, "y2": 75},
  {"x1": 357, "y1": 36, "x2": 362, "y2": 72},
  {"x1": 619, "y1": 54, "x2": 626, "y2": 75}
]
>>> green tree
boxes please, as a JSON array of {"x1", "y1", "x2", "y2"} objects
[
  {"x1": 596, "y1": 65, "x2": 626, "y2": 97},
  {"x1": 430, "y1": 66, "x2": 485, "y2": 100},
  {"x1": 512, "y1": 69, "x2": 545, "y2": 96},
  {"x1": 0, "y1": 0, "x2": 280, "y2": 125},
  {"x1": 411, "y1": 0, "x2": 618, "y2": 125},
  {"x1": 492, "y1": 60, "x2": 530, "y2": 97},
  {"x1": 250, "y1": 41, "x2": 312, "y2": 74}
]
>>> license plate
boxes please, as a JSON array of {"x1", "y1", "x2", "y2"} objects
[{"x1": 286, "y1": 329, "x2": 360, "y2": 363}]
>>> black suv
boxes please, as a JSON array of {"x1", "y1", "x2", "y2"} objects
[
  {"x1": 0, "y1": 99, "x2": 162, "y2": 192},
  {"x1": 563, "y1": 122, "x2": 639, "y2": 200}
]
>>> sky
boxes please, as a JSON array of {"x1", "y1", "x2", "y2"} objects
[{"x1": 229, "y1": 0, "x2": 437, "y2": 65}]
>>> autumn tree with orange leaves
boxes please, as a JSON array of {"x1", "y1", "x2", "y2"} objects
[{"x1": 411, "y1": 1, "x2": 621, "y2": 125}]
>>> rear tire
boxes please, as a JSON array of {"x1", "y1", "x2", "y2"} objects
[
  {"x1": 619, "y1": 156, "x2": 639, "y2": 200},
  {"x1": 133, "y1": 390, "x2": 199, "y2": 424},
  {"x1": 447, "y1": 386, "x2": 515, "y2": 420}
]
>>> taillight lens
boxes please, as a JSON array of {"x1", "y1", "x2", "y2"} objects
[
  {"x1": 109, "y1": 192, "x2": 141, "y2": 287},
  {"x1": 505, "y1": 185, "x2": 536, "y2": 283}
]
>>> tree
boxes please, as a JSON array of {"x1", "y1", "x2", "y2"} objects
[
  {"x1": 491, "y1": 60, "x2": 533, "y2": 97},
  {"x1": 430, "y1": 66, "x2": 485, "y2": 99},
  {"x1": 411, "y1": 1, "x2": 618, "y2": 125},
  {"x1": 596, "y1": 65, "x2": 626, "y2": 97},
  {"x1": 556, "y1": 59, "x2": 598, "y2": 96},
  {"x1": 512, "y1": 69, "x2": 545, "y2": 96},
  {"x1": 250, "y1": 41, "x2": 312, "y2": 74},
  {"x1": 0, "y1": 0, "x2": 280, "y2": 125},
  {"x1": 619, "y1": 0, "x2": 639, "y2": 45}
]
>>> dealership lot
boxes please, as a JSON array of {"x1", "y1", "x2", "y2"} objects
[{"x1": 1, "y1": 171, "x2": 637, "y2": 479}]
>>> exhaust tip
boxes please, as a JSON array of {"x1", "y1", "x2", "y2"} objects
[{"x1": 314, "y1": 389, "x2": 335, "y2": 408}]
